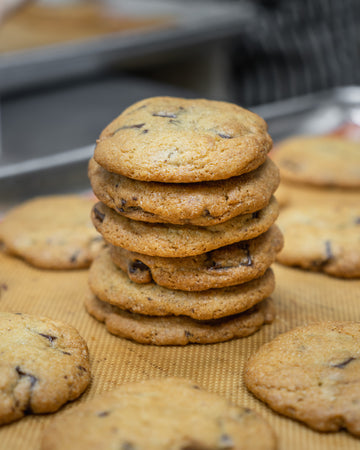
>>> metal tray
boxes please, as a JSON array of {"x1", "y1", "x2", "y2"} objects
[{"x1": 1, "y1": 85, "x2": 359, "y2": 214}]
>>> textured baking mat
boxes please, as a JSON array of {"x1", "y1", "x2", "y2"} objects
[{"x1": 0, "y1": 250, "x2": 359, "y2": 450}]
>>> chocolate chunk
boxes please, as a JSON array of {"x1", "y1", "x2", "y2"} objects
[
  {"x1": 39, "y1": 333, "x2": 57, "y2": 344},
  {"x1": 152, "y1": 112, "x2": 177, "y2": 118},
  {"x1": 129, "y1": 260, "x2": 150, "y2": 274},
  {"x1": 239, "y1": 242, "x2": 252, "y2": 266},
  {"x1": 332, "y1": 357, "x2": 356, "y2": 369},
  {"x1": 325, "y1": 240, "x2": 333, "y2": 260},
  {"x1": 112, "y1": 123, "x2": 145, "y2": 135},
  {"x1": 218, "y1": 132, "x2": 233, "y2": 139},
  {"x1": 97, "y1": 410, "x2": 111, "y2": 417},
  {"x1": 70, "y1": 250, "x2": 80, "y2": 263},
  {"x1": 219, "y1": 433, "x2": 234, "y2": 447},
  {"x1": 16, "y1": 366, "x2": 37, "y2": 387},
  {"x1": 121, "y1": 442, "x2": 135, "y2": 450},
  {"x1": 93, "y1": 207, "x2": 105, "y2": 223}
]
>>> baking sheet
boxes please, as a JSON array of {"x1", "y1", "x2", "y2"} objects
[{"x1": 1, "y1": 87, "x2": 360, "y2": 449}]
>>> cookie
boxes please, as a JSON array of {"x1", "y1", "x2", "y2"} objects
[
  {"x1": 85, "y1": 294, "x2": 275, "y2": 345},
  {"x1": 91, "y1": 197, "x2": 279, "y2": 257},
  {"x1": 88, "y1": 248, "x2": 275, "y2": 320},
  {"x1": 0, "y1": 311, "x2": 90, "y2": 426},
  {"x1": 94, "y1": 96, "x2": 273, "y2": 183},
  {"x1": 276, "y1": 202, "x2": 360, "y2": 278},
  {"x1": 41, "y1": 378, "x2": 276, "y2": 449},
  {"x1": 110, "y1": 225, "x2": 283, "y2": 291},
  {"x1": 0, "y1": 195, "x2": 104, "y2": 269},
  {"x1": 244, "y1": 321, "x2": 360, "y2": 436},
  {"x1": 272, "y1": 135, "x2": 360, "y2": 187},
  {"x1": 88, "y1": 157, "x2": 280, "y2": 226}
]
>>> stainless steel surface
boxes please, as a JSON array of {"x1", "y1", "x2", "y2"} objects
[
  {"x1": 252, "y1": 86, "x2": 360, "y2": 142},
  {"x1": 1, "y1": 85, "x2": 359, "y2": 214},
  {"x1": 0, "y1": 1, "x2": 254, "y2": 94}
]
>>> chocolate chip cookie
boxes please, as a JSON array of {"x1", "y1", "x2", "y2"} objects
[
  {"x1": 110, "y1": 225, "x2": 283, "y2": 291},
  {"x1": 244, "y1": 321, "x2": 360, "y2": 436},
  {"x1": 89, "y1": 157, "x2": 280, "y2": 226},
  {"x1": 91, "y1": 197, "x2": 279, "y2": 257},
  {"x1": 0, "y1": 312, "x2": 90, "y2": 426},
  {"x1": 88, "y1": 248, "x2": 275, "y2": 320},
  {"x1": 94, "y1": 96, "x2": 273, "y2": 183},
  {"x1": 0, "y1": 195, "x2": 104, "y2": 269},
  {"x1": 276, "y1": 202, "x2": 360, "y2": 278},
  {"x1": 85, "y1": 294, "x2": 275, "y2": 345},
  {"x1": 41, "y1": 378, "x2": 276, "y2": 449},
  {"x1": 272, "y1": 135, "x2": 360, "y2": 188}
]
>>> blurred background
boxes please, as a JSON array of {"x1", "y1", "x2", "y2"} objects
[{"x1": 0, "y1": 0, "x2": 359, "y2": 211}]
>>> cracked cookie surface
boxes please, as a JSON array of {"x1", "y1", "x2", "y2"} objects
[
  {"x1": 272, "y1": 136, "x2": 360, "y2": 188},
  {"x1": 244, "y1": 321, "x2": 360, "y2": 436},
  {"x1": 94, "y1": 96, "x2": 273, "y2": 183},
  {"x1": 88, "y1": 248, "x2": 275, "y2": 320},
  {"x1": 0, "y1": 312, "x2": 90, "y2": 425},
  {"x1": 85, "y1": 294, "x2": 275, "y2": 345},
  {"x1": 41, "y1": 377, "x2": 276, "y2": 449},
  {"x1": 276, "y1": 202, "x2": 360, "y2": 278},
  {"x1": 89, "y1": 157, "x2": 279, "y2": 226},
  {"x1": 110, "y1": 225, "x2": 283, "y2": 291},
  {"x1": 0, "y1": 195, "x2": 104, "y2": 269},
  {"x1": 91, "y1": 197, "x2": 279, "y2": 257}
]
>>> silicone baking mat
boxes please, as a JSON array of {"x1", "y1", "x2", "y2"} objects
[{"x1": 0, "y1": 247, "x2": 359, "y2": 449}]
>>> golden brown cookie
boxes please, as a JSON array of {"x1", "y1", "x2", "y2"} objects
[
  {"x1": 272, "y1": 136, "x2": 360, "y2": 187},
  {"x1": 85, "y1": 294, "x2": 275, "y2": 345},
  {"x1": 244, "y1": 321, "x2": 360, "y2": 437},
  {"x1": 0, "y1": 311, "x2": 90, "y2": 426},
  {"x1": 110, "y1": 225, "x2": 283, "y2": 291},
  {"x1": 41, "y1": 378, "x2": 277, "y2": 449},
  {"x1": 94, "y1": 96, "x2": 273, "y2": 183},
  {"x1": 0, "y1": 195, "x2": 104, "y2": 269},
  {"x1": 88, "y1": 157, "x2": 280, "y2": 226},
  {"x1": 91, "y1": 197, "x2": 279, "y2": 257},
  {"x1": 276, "y1": 202, "x2": 360, "y2": 278},
  {"x1": 88, "y1": 248, "x2": 275, "y2": 320}
]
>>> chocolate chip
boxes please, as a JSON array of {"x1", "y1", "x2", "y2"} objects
[
  {"x1": 93, "y1": 207, "x2": 105, "y2": 223},
  {"x1": 219, "y1": 433, "x2": 234, "y2": 447},
  {"x1": 112, "y1": 123, "x2": 145, "y2": 135},
  {"x1": 39, "y1": 333, "x2": 57, "y2": 344},
  {"x1": 129, "y1": 260, "x2": 150, "y2": 274},
  {"x1": 331, "y1": 357, "x2": 356, "y2": 369},
  {"x1": 355, "y1": 217, "x2": 360, "y2": 225},
  {"x1": 16, "y1": 366, "x2": 37, "y2": 387},
  {"x1": 142, "y1": 129, "x2": 149, "y2": 134},
  {"x1": 184, "y1": 330, "x2": 193, "y2": 338},
  {"x1": 325, "y1": 240, "x2": 333, "y2": 260},
  {"x1": 70, "y1": 250, "x2": 80, "y2": 263},
  {"x1": 152, "y1": 112, "x2": 177, "y2": 118},
  {"x1": 62, "y1": 351, "x2": 71, "y2": 355},
  {"x1": 77, "y1": 365, "x2": 87, "y2": 372},
  {"x1": 239, "y1": 242, "x2": 252, "y2": 266},
  {"x1": 218, "y1": 132, "x2": 233, "y2": 139},
  {"x1": 97, "y1": 410, "x2": 111, "y2": 417},
  {"x1": 121, "y1": 442, "x2": 135, "y2": 450},
  {"x1": 252, "y1": 210, "x2": 260, "y2": 219}
]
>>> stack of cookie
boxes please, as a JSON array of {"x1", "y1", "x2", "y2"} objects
[{"x1": 86, "y1": 97, "x2": 283, "y2": 345}]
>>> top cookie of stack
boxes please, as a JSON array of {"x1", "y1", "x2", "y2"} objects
[{"x1": 87, "y1": 96, "x2": 282, "y2": 345}]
